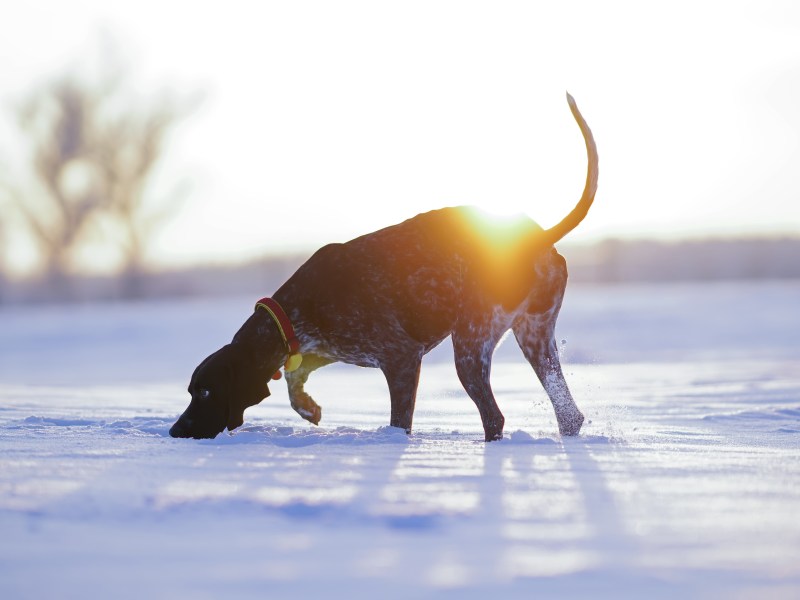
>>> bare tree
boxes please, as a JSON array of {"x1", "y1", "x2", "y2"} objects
[
  {"x1": 2, "y1": 54, "x2": 200, "y2": 298},
  {"x1": 4, "y1": 77, "x2": 108, "y2": 292},
  {"x1": 93, "y1": 90, "x2": 201, "y2": 297}
]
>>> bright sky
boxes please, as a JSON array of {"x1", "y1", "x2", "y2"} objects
[{"x1": 1, "y1": 0, "x2": 799, "y2": 273}]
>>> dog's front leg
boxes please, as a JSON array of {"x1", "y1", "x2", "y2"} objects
[
  {"x1": 380, "y1": 357, "x2": 422, "y2": 433},
  {"x1": 285, "y1": 354, "x2": 333, "y2": 425},
  {"x1": 513, "y1": 318, "x2": 584, "y2": 436}
]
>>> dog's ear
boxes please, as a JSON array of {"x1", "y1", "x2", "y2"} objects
[
  {"x1": 187, "y1": 351, "x2": 216, "y2": 394},
  {"x1": 225, "y1": 346, "x2": 271, "y2": 432}
]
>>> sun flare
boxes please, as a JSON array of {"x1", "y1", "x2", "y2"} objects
[
  {"x1": 459, "y1": 206, "x2": 540, "y2": 249},
  {"x1": 473, "y1": 199, "x2": 530, "y2": 218}
]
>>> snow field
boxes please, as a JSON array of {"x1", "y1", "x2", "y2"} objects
[{"x1": 1, "y1": 282, "x2": 799, "y2": 598}]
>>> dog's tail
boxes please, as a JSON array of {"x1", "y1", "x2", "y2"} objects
[{"x1": 541, "y1": 92, "x2": 599, "y2": 246}]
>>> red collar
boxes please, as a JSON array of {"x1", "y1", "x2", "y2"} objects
[{"x1": 255, "y1": 297, "x2": 303, "y2": 375}]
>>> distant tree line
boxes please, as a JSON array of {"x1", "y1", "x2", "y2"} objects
[
  {"x1": 563, "y1": 237, "x2": 800, "y2": 283},
  {"x1": 1, "y1": 236, "x2": 798, "y2": 304}
]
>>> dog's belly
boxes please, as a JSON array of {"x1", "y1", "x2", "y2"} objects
[{"x1": 296, "y1": 298, "x2": 454, "y2": 369}]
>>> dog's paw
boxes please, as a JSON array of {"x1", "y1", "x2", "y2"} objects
[
  {"x1": 290, "y1": 393, "x2": 322, "y2": 426},
  {"x1": 483, "y1": 415, "x2": 505, "y2": 442},
  {"x1": 558, "y1": 410, "x2": 585, "y2": 436}
]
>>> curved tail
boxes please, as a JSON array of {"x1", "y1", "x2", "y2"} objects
[{"x1": 541, "y1": 92, "x2": 599, "y2": 246}]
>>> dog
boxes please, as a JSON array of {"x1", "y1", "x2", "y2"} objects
[{"x1": 170, "y1": 92, "x2": 598, "y2": 441}]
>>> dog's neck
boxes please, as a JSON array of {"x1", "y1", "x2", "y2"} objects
[
  {"x1": 254, "y1": 297, "x2": 304, "y2": 376},
  {"x1": 232, "y1": 305, "x2": 291, "y2": 378}
]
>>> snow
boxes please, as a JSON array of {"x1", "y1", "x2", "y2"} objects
[{"x1": 1, "y1": 281, "x2": 799, "y2": 598}]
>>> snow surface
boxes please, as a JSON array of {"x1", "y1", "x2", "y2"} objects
[{"x1": 1, "y1": 281, "x2": 799, "y2": 598}]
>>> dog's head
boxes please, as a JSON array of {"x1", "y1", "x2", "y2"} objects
[{"x1": 169, "y1": 344, "x2": 271, "y2": 439}]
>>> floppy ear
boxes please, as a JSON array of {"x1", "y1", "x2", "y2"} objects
[
  {"x1": 225, "y1": 347, "x2": 271, "y2": 432},
  {"x1": 187, "y1": 351, "x2": 216, "y2": 393},
  {"x1": 226, "y1": 409, "x2": 246, "y2": 433}
]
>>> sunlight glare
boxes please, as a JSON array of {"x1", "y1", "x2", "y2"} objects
[
  {"x1": 459, "y1": 206, "x2": 540, "y2": 246},
  {"x1": 474, "y1": 199, "x2": 532, "y2": 218}
]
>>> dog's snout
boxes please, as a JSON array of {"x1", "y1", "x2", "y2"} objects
[
  {"x1": 169, "y1": 417, "x2": 193, "y2": 438},
  {"x1": 169, "y1": 415, "x2": 221, "y2": 439}
]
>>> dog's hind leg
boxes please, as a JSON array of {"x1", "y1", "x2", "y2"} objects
[
  {"x1": 285, "y1": 353, "x2": 334, "y2": 425},
  {"x1": 452, "y1": 327, "x2": 506, "y2": 441},
  {"x1": 513, "y1": 315, "x2": 584, "y2": 436},
  {"x1": 381, "y1": 356, "x2": 422, "y2": 433}
]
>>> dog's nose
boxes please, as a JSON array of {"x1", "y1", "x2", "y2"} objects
[{"x1": 169, "y1": 418, "x2": 192, "y2": 438}]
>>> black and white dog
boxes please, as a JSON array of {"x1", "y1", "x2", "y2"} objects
[{"x1": 170, "y1": 93, "x2": 598, "y2": 441}]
